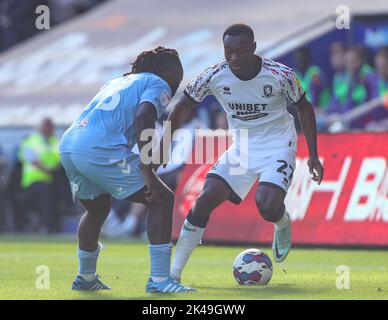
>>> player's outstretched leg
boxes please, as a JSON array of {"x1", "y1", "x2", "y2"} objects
[
  {"x1": 255, "y1": 184, "x2": 291, "y2": 263},
  {"x1": 170, "y1": 177, "x2": 231, "y2": 283},
  {"x1": 72, "y1": 193, "x2": 112, "y2": 290},
  {"x1": 126, "y1": 187, "x2": 195, "y2": 293}
]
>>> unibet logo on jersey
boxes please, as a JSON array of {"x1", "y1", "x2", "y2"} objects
[{"x1": 227, "y1": 102, "x2": 268, "y2": 121}]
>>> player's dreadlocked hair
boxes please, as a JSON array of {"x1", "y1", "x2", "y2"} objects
[{"x1": 124, "y1": 46, "x2": 181, "y2": 77}]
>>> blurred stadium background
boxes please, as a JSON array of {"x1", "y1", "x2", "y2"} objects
[{"x1": 0, "y1": 0, "x2": 387, "y2": 248}]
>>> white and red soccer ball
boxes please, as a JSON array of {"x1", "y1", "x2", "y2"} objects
[{"x1": 232, "y1": 249, "x2": 273, "y2": 285}]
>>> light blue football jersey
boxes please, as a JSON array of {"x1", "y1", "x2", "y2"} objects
[{"x1": 59, "y1": 72, "x2": 171, "y2": 162}]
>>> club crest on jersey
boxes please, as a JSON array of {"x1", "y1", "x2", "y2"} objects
[
  {"x1": 159, "y1": 90, "x2": 171, "y2": 107},
  {"x1": 262, "y1": 85, "x2": 274, "y2": 98}
]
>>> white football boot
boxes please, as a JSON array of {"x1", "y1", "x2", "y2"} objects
[{"x1": 272, "y1": 212, "x2": 291, "y2": 263}]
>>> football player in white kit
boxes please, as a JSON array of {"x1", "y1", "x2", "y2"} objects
[{"x1": 165, "y1": 24, "x2": 324, "y2": 286}]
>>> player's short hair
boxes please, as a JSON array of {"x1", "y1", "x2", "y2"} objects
[
  {"x1": 124, "y1": 46, "x2": 181, "y2": 77},
  {"x1": 223, "y1": 23, "x2": 254, "y2": 42}
]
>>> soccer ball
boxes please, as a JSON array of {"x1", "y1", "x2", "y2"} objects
[{"x1": 232, "y1": 248, "x2": 273, "y2": 285}]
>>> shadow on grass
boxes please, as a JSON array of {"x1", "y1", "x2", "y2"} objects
[
  {"x1": 70, "y1": 291, "x2": 195, "y2": 300},
  {"x1": 195, "y1": 283, "x2": 331, "y2": 298},
  {"x1": 71, "y1": 291, "x2": 129, "y2": 300},
  {"x1": 69, "y1": 283, "x2": 331, "y2": 300}
]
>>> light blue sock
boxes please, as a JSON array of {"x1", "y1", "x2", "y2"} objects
[
  {"x1": 77, "y1": 244, "x2": 100, "y2": 277},
  {"x1": 149, "y1": 243, "x2": 172, "y2": 281}
]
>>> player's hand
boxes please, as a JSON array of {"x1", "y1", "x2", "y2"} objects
[
  {"x1": 141, "y1": 168, "x2": 169, "y2": 203},
  {"x1": 307, "y1": 157, "x2": 324, "y2": 185}
]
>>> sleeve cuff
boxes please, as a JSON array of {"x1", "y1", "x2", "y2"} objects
[
  {"x1": 139, "y1": 99, "x2": 160, "y2": 118},
  {"x1": 292, "y1": 91, "x2": 306, "y2": 105},
  {"x1": 184, "y1": 90, "x2": 201, "y2": 104}
]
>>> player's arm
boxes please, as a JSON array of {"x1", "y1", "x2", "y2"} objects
[
  {"x1": 159, "y1": 64, "x2": 214, "y2": 167},
  {"x1": 157, "y1": 94, "x2": 198, "y2": 168},
  {"x1": 135, "y1": 102, "x2": 169, "y2": 202},
  {"x1": 168, "y1": 94, "x2": 198, "y2": 140},
  {"x1": 295, "y1": 95, "x2": 324, "y2": 184}
]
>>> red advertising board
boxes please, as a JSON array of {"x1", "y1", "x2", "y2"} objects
[{"x1": 173, "y1": 132, "x2": 388, "y2": 246}]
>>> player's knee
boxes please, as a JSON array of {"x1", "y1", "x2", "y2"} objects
[
  {"x1": 83, "y1": 193, "x2": 111, "y2": 221},
  {"x1": 255, "y1": 197, "x2": 279, "y2": 222}
]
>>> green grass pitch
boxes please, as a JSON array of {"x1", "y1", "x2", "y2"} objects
[{"x1": 0, "y1": 235, "x2": 387, "y2": 300}]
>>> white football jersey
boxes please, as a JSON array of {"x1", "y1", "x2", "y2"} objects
[{"x1": 185, "y1": 57, "x2": 305, "y2": 155}]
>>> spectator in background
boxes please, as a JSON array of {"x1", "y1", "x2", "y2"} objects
[
  {"x1": 363, "y1": 46, "x2": 388, "y2": 131},
  {"x1": 294, "y1": 46, "x2": 330, "y2": 109},
  {"x1": 18, "y1": 118, "x2": 60, "y2": 233},
  {"x1": 330, "y1": 42, "x2": 348, "y2": 108},
  {"x1": 328, "y1": 46, "x2": 375, "y2": 114},
  {"x1": 374, "y1": 46, "x2": 388, "y2": 97}
]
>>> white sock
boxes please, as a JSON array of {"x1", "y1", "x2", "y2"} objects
[
  {"x1": 151, "y1": 276, "x2": 168, "y2": 283},
  {"x1": 78, "y1": 273, "x2": 96, "y2": 281},
  {"x1": 274, "y1": 210, "x2": 290, "y2": 231},
  {"x1": 170, "y1": 220, "x2": 205, "y2": 281}
]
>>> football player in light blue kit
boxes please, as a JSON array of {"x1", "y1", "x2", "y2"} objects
[{"x1": 59, "y1": 47, "x2": 195, "y2": 293}]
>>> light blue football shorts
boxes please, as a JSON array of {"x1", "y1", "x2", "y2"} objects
[{"x1": 60, "y1": 153, "x2": 145, "y2": 201}]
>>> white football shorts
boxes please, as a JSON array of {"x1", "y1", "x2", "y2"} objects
[{"x1": 207, "y1": 144, "x2": 296, "y2": 204}]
